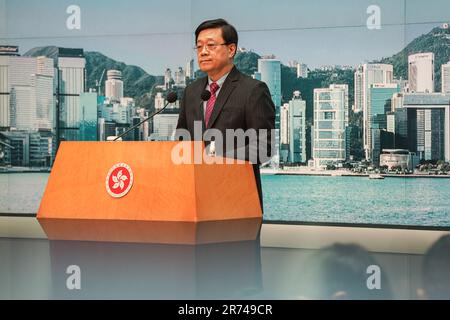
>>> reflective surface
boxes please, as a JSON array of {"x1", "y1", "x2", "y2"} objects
[{"x1": 1, "y1": 216, "x2": 450, "y2": 299}]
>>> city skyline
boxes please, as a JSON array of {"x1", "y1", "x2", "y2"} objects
[
  {"x1": 1, "y1": 0, "x2": 450, "y2": 75},
  {"x1": 2, "y1": 43, "x2": 450, "y2": 166},
  {"x1": 2, "y1": 1, "x2": 450, "y2": 170}
]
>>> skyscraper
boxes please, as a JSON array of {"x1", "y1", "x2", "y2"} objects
[
  {"x1": 151, "y1": 109, "x2": 179, "y2": 141},
  {"x1": 329, "y1": 84, "x2": 349, "y2": 124},
  {"x1": 354, "y1": 63, "x2": 394, "y2": 160},
  {"x1": 174, "y1": 67, "x2": 186, "y2": 87},
  {"x1": 164, "y1": 68, "x2": 172, "y2": 90},
  {"x1": 287, "y1": 91, "x2": 307, "y2": 163},
  {"x1": 257, "y1": 58, "x2": 281, "y2": 164},
  {"x1": 79, "y1": 92, "x2": 98, "y2": 141},
  {"x1": 408, "y1": 52, "x2": 434, "y2": 93},
  {"x1": 280, "y1": 103, "x2": 289, "y2": 145},
  {"x1": 391, "y1": 92, "x2": 404, "y2": 111},
  {"x1": 186, "y1": 59, "x2": 194, "y2": 80},
  {"x1": 105, "y1": 70, "x2": 124, "y2": 103},
  {"x1": 402, "y1": 93, "x2": 450, "y2": 162},
  {"x1": 257, "y1": 58, "x2": 281, "y2": 107},
  {"x1": 386, "y1": 112, "x2": 395, "y2": 134},
  {"x1": 313, "y1": 85, "x2": 348, "y2": 168},
  {"x1": 56, "y1": 48, "x2": 86, "y2": 143},
  {"x1": 0, "y1": 46, "x2": 20, "y2": 129},
  {"x1": 279, "y1": 103, "x2": 289, "y2": 163},
  {"x1": 0, "y1": 52, "x2": 54, "y2": 131},
  {"x1": 368, "y1": 83, "x2": 400, "y2": 162},
  {"x1": 154, "y1": 92, "x2": 165, "y2": 110},
  {"x1": 353, "y1": 67, "x2": 364, "y2": 113},
  {"x1": 441, "y1": 61, "x2": 450, "y2": 93},
  {"x1": 0, "y1": 130, "x2": 54, "y2": 167}
]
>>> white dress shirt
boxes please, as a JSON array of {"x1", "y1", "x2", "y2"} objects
[{"x1": 203, "y1": 71, "x2": 230, "y2": 118}]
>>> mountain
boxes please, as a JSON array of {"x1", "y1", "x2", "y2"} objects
[
  {"x1": 24, "y1": 46, "x2": 163, "y2": 110},
  {"x1": 378, "y1": 26, "x2": 450, "y2": 91},
  {"x1": 232, "y1": 25, "x2": 450, "y2": 122},
  {"x1": 21, "y1": 25, "x2": 450, "y2": 112},
  {"x1": 23, "y1": 46, "x2": 60, "y2": 60},
  {"x1": 234, "y1": 51, "x2": 261, "y2": 76},
  {"x1": 84, "y1": 51, "x2": 162, "y2": 109}
]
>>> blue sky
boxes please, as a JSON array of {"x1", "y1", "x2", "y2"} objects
[{"x1": 1, "y1": 0, "x2": 449, "y2": 75}]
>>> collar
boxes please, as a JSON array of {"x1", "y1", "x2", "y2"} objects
[{"x1": 208, "y1": 71, "x2": 230, "y2": 88}]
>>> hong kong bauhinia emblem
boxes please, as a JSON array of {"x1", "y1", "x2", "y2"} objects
[{"x1": 105, "y1": 163, "x2": 134, "y2": 198}]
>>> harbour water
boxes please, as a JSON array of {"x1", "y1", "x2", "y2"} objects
[{"x1": 1, "y1": 173, "x2": 449, "y2": 227}]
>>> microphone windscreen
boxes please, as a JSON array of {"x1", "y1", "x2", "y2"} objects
[
  {"x1": 201, "y1": 90, "x2": 211, "y2": 101},
  {"x1": 166, "y1": 91, "x2": 178, "y2": 103}
]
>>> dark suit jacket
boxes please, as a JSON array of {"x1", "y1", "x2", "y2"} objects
[{"x1": 176, "y1": 66, "x2": 275, "y2": 212}]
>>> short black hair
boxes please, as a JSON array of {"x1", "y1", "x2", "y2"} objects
[{"x1": 195, "y1": 18, "x2": 238, "y2": 47}]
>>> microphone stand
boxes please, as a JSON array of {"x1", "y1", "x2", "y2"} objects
[{"x1": 113, "y1": 100, "x2": 176, "y2": 141}]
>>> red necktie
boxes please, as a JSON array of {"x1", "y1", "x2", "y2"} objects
[{"x1": 205, "y1": 82, "x2": 219, "y2": 127}]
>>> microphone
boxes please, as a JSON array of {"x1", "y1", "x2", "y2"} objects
[
  {"x1": 113, "y1": 91, "x2": 178, "y2": 141},
  {"x1": 200, "y1": 89, "x2": 216, "y2": 155},
  {"x1": 201, "y1": 90, "x2": 211, "y2": 102}
]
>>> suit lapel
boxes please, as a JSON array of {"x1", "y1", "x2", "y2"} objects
[
  {"x1": 193, "y1": 77, "x2": 208, "y2": 131},
  {"x1": 206, "y1": 66, "x2": 240, "y2": 129}
]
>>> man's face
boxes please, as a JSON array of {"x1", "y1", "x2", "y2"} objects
[{"x1": 196, "y1": 28, "x2": 236, "y2": 75}]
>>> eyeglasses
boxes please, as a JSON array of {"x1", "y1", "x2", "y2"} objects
[{"x1": 194, "y1": 43, "x2": 228, "y2": 52}]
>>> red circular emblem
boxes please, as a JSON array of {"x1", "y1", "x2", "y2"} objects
[{"x1": 105, "y1": 163, "x2": 134, "y2": 198}]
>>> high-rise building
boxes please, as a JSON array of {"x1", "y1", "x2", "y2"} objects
[
  {"x1": 391, "y1": 92, "x2": 404, "y2": 111},
  {"x1": 151, "y1": 109, "x2": 179, "y2": 141},
  {"x1": 371, "y1": 128, "x2": 394, "y2": 167},
  {"x1": 164, "y1": 68, "x2": 172, "y2": 90},
  {"x1": 79, "y1": 92, "x2": 98, "y2": 141},
  {"x1": 186, "y1": 59, "x2": 194, "y2": 80},
  {"x1": 441, "y1": 61, "x2": 450, "y2": 93},
  {"x1": 313, "y1": 85, "x2": 348, "y2": 168},
  {"x1": 394, "y1": 78, "x2": 409, "y2": 93},
  {"x1": 98, "y1": 117, "x2": 106, "y2": 141},
  {"x1": 105, "y1": 70, "x2": 124, "y2": 103},
  {"x1": 368, "y1": 83, "x2": 400, "y2": 162},
  {"x1": 257, "y1": 58, "x2": 281, "y2": 107},
  {"x1": 401, "y1": 93, "x2": 450, "y2": 162},
  {"x1": 329, "y1": 84, "x2": 349, "y2": 123},
  {"x1": 353, "y1": 67, "x2": 364, "y2": 113},
  {"x1": 133, "y1": 107, "x2": 150, "y2": 141},
  {"x1": 386, "y1": 112, "x2": 395, "y2": 134},
  {"x1": 287, "y1": 91, "x2": 306, "y2": 163},
  {"x1": 280, "y1": 103, "x2": 289, "y2": 145},
  {"x1": 174, "y1": 67, "x2": 186, "y2": 87},
  {"x1": 34, "y1": 57, "x2": 55, "y2": 130},
  {"x1": 257, "y1": 58, "x2": 281, "y2": 164},
  {"x1": 393, "y1": 107, "x2": 414, "y2": 152},
  {"x1": 0, "y1": 130, "x2": 54, "y2": 167},
  {"x1": 408, "y1": 52, "x2": 434, "y2": 93},
  {"x1": 0, "y1": 52, "x2": 54, "y2": 131},
  {"x1": 111, "y1": 103, "x2": 132, "y2": 125},
  {"x1": 354, "y1": 63, "x2": 394, "y2": 160},
  {"x1": 154, "y1": 92, "x2": 178, "y2": 110},
  {"x1": 279, "y1": 103, "x2": 289, "y2": 163},
  {"x1": 56, "y1": 48, "x2": 86, "y2": 142},
  {"x1": 0, "y1": 46, "x2": 20, "y2": 129},
  {"x1": 99, "y1": 101, "x2": 132, "y2": 125},
  {"x1": 154, "y1": 92, "x2": 165, "y2": 110}
]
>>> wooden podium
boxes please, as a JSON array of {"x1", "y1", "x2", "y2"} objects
[{"x1": 37, "y1": 141, "x2": 262, "y2": 244}]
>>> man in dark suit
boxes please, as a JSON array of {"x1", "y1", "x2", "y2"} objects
[{"x1": 176, "y1": 18, "x2": 275, "y2": 212}]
